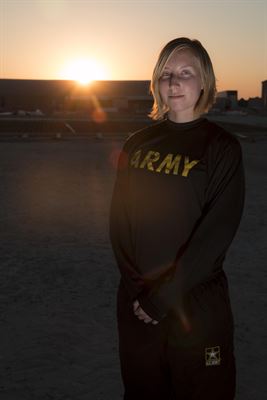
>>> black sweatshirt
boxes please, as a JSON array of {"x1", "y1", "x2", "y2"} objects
[{"x1": 109, "y1": 116, "x2": 245, "y2": 321}]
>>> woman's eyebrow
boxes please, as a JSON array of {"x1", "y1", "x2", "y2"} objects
[
  {"x1": 163, "y1": 64, "x2": 195, "y2": 71},
  {"x1": 178, "y1": 64, "x2": 195, "y2": 69}
]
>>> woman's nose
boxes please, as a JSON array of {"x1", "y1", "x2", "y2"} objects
[{"x1": 169, "y1": 73, "x2": 181, "y2": 87}]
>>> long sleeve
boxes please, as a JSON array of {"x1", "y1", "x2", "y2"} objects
[
  {"x1": 137, "y1": 137, "x2": 246, "y2": 321},
  {"x1": 109, "y1": 143, "x2": 145, "y2": 301}
]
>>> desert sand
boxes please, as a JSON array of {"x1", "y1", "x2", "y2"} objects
[{"x1": 0, "y1": 125, "x2": 266, "y2": 399}]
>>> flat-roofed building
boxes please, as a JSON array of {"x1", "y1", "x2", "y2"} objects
[
  {"x1": 0, "y1": 79, "x2": 153, "y2": 117},
  {"x1": 215, "y1": 90, "x2": 238, "y2": 111},
  {"x1": 262, "y1": 80, "x2": 267, "y2": 109},
  {"x1": 248, "y1": 96, "x2": 264, "y2": 110}
]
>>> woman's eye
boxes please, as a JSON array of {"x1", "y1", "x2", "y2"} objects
[
  {"x1": 180, "y1": 70, "x2": 192, "y2": 78},
  {"x1": 160, "y1": 73, "x2": 170, "y2": 79}
]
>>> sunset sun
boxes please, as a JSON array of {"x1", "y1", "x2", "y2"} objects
[{"x1": 60, "y1": 58, "x2": 107, "y2": 84}]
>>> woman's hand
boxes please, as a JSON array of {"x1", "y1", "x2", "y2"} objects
[{"x1": 133, "y1": 300, "x2": 159, "y2": 325}]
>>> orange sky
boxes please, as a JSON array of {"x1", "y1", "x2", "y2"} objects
[{"x1": 0, "y1": 0, "x2": 266, "y2": 99}]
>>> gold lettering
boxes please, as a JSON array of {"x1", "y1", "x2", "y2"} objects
[
  {"x1": 155, "y1": 153, "x2": 181, "y2": 175},
  {"x1": 139, "y1": 150, "x2": 160, "y2": 171},
  {"x1": 182, "y1": 156, "x2": 200, "y2": 177},
  {"x1": 130, "y1": 149, "x2": 142, "y2": 168},
  {"x1": 130, "y1": 149, "x2": 200, "y2": 177}
]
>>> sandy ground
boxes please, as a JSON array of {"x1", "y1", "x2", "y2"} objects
[{"x1": 0, "y1": 130, "x2": 266, "y2": 399}]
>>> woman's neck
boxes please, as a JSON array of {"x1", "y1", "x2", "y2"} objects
[{"x1": 167, "y1": 111, "x2": 202, "y2": 123}]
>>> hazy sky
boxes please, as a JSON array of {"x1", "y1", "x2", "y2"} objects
[{"x1": 0, "y1": 0, "x2": 266, "y2": 99}]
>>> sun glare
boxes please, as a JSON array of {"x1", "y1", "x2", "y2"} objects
[{"x1": 61, "y1": 58, "x2": 107, "y2": 85}]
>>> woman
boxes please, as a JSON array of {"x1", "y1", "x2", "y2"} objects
[{"x1": 109, "y1": 37, "x2": 245, "y2": 400}]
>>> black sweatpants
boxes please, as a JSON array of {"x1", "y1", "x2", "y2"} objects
[{"x1": 116, "y1": 271, "x2": 236, "y2": 400}]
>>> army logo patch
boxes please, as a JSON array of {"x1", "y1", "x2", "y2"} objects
[{"x1": 205, "y1": 346, "x2": 221, "y2": 366}]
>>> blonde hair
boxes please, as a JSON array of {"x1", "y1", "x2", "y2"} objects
[{"x1": 148, "y1": 37, "x2": 217, "y2": 120}]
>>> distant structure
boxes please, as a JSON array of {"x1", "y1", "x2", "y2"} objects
[
  {"x1": 1, "y1": 79, "x2": 267, "y2": 117},
  {"x1": 213, "y1": 90, "x2": 238, "y2": 111},
  {"x1": 247, "y1": 97, "x2": 264, "y2": 111},
  {"x1": 0, "y1": 79, "x2": 153, "y2": 117},
  {"x1": 0, "y1": 80, "x2": 74, "y2": 114},
  {"x1": 262, "y1": 80, "x2": 267, "y2": 109}
]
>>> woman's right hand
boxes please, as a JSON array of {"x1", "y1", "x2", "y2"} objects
[{"x1": 133, "y1": 300, "x2": 159, "y2": 325}]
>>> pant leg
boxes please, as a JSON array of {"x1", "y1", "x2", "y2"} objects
[
  {"x1": 116, "y1": 279, "x2": 173, "y2": 400},
  {"x1": 166, "y1": 271, "x2": 236, "y2": 400}
]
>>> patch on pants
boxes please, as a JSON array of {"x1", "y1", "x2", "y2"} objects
[{"x1": 205, "y1": 346, "x2": 221, "y2": 366}]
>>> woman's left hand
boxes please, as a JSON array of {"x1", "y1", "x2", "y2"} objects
[{"x1": 133, "y1": 300, "x2": 159, "y2": 325}]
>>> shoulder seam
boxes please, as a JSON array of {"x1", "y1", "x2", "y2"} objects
[{"x1": 124, "y1": 120, "x2": 165, "y2": 149}]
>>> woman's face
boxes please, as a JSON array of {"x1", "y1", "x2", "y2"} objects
[{"x1": 158, "y1": 49, "x2": 203, "y2": 122}]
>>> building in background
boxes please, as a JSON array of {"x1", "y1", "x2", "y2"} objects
[
  {"x1": 247, "y1": 97, "x2": 264, "y2": 112},
  {"x1": 0, "y1": 79, "x2": 153, "y2": 118},
  {"x1": 262, "y1": 80, "x2": 267, "y2": 109},
  {"x1": 1, "y1": 79, "x2": 267, "y2": 117},
  {"x1": 213, "y1": 90, "x2": 238, "y2": 112}
]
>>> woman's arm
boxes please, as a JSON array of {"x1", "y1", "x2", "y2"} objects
[{"x1": 109, "y1": 144, "x2": 145, "y2": 301}]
